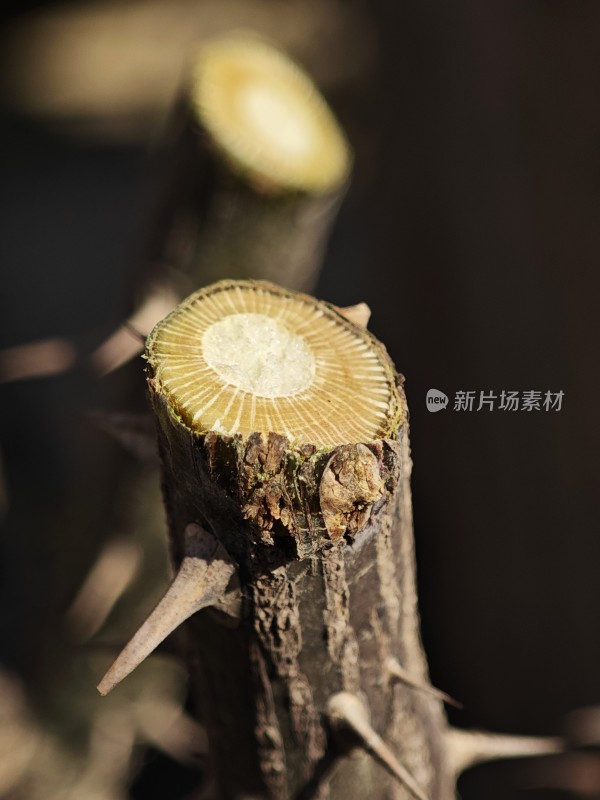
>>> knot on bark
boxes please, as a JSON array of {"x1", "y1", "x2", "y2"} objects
[{"x1": 319, "y1": 444, "x2": 385, "y2": 540}]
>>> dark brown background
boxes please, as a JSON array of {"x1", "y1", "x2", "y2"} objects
[{"x1": 2, "y1": 2, "x2": 600, "y2": 798}]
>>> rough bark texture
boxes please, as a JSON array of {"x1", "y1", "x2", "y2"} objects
[{"x1": 148, "y1": 375, "x2": 453, "y2": 800}]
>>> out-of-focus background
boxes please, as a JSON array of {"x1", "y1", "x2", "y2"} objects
[{"x1": 1, "y1": 1, "x2": 600, "y2": 798}]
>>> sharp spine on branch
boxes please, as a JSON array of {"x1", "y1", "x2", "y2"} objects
[
  {"x1": 326, "y1": 692, "x2": 429, "y2": 800},
  {"x1": 445, "y1": 727, "x2": 563, "y2": 776},
  {"x1": 90, "y1": 282, "x2": 179, "y2": 376},
  {"x1": 386, "y1": 656, "x2": 462, "y2": 708},
  {"x1": 336, "y1": 302, "x2": 371, "y2": 329},
  {"x1": 97, "y1": 523, "x2": 240, "y2": 696}
]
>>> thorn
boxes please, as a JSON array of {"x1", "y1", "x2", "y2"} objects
[
  {"x1": 145, "y1": 709, "x2": 208, "y2": 766},
  {"x1": 327, "y1": 692, "x2": 428, "y2": 800},
  {"x1": 97, "y1": 524, "x2": 240, "y2": 696},
  {"x1": 336, "y1": 302, "x2": 371, "y2": 329},
  {"x1": 90, "y1": 283, "x2": 179, "y2": 376},
  {"x1": 65, "y1": 538, "x2": 142, "y2": 642},
  {"x1": 134, "y1": 697, "x2": 208, "y2": 765},
  {"x1": 445, "y1": 727, "x2": 563, "y2": 776},
  {"x1": 88, "y1": 707, "x2": 137, "y2": 787},
  {"x1": 0, "y1": 337, "x2": 77, "y2": 383},
  {"x1": 122, "y1": 322, "x2": 147, "y2": 341},
  {"x1": 88, "y1": 411, "x2": 158, "y2": 465},
  {"x1": 386, "y1": 657, "x2": 462, "y2": 708},
  {"x1": 89, "y1": 326, "x2": 145, "y2": 377}
]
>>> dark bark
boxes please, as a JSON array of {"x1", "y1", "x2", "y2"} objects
[{"x1": 148, "y1": 376, "x2": 453, "y2": 800}]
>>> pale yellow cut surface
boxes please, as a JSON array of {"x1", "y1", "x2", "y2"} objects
[
  {"x1": 148, "y1": 282, "x2": 402, "y2": 448},
  {"x1": 190, "y1": 35, "x2": 350, "y2": 193}
]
